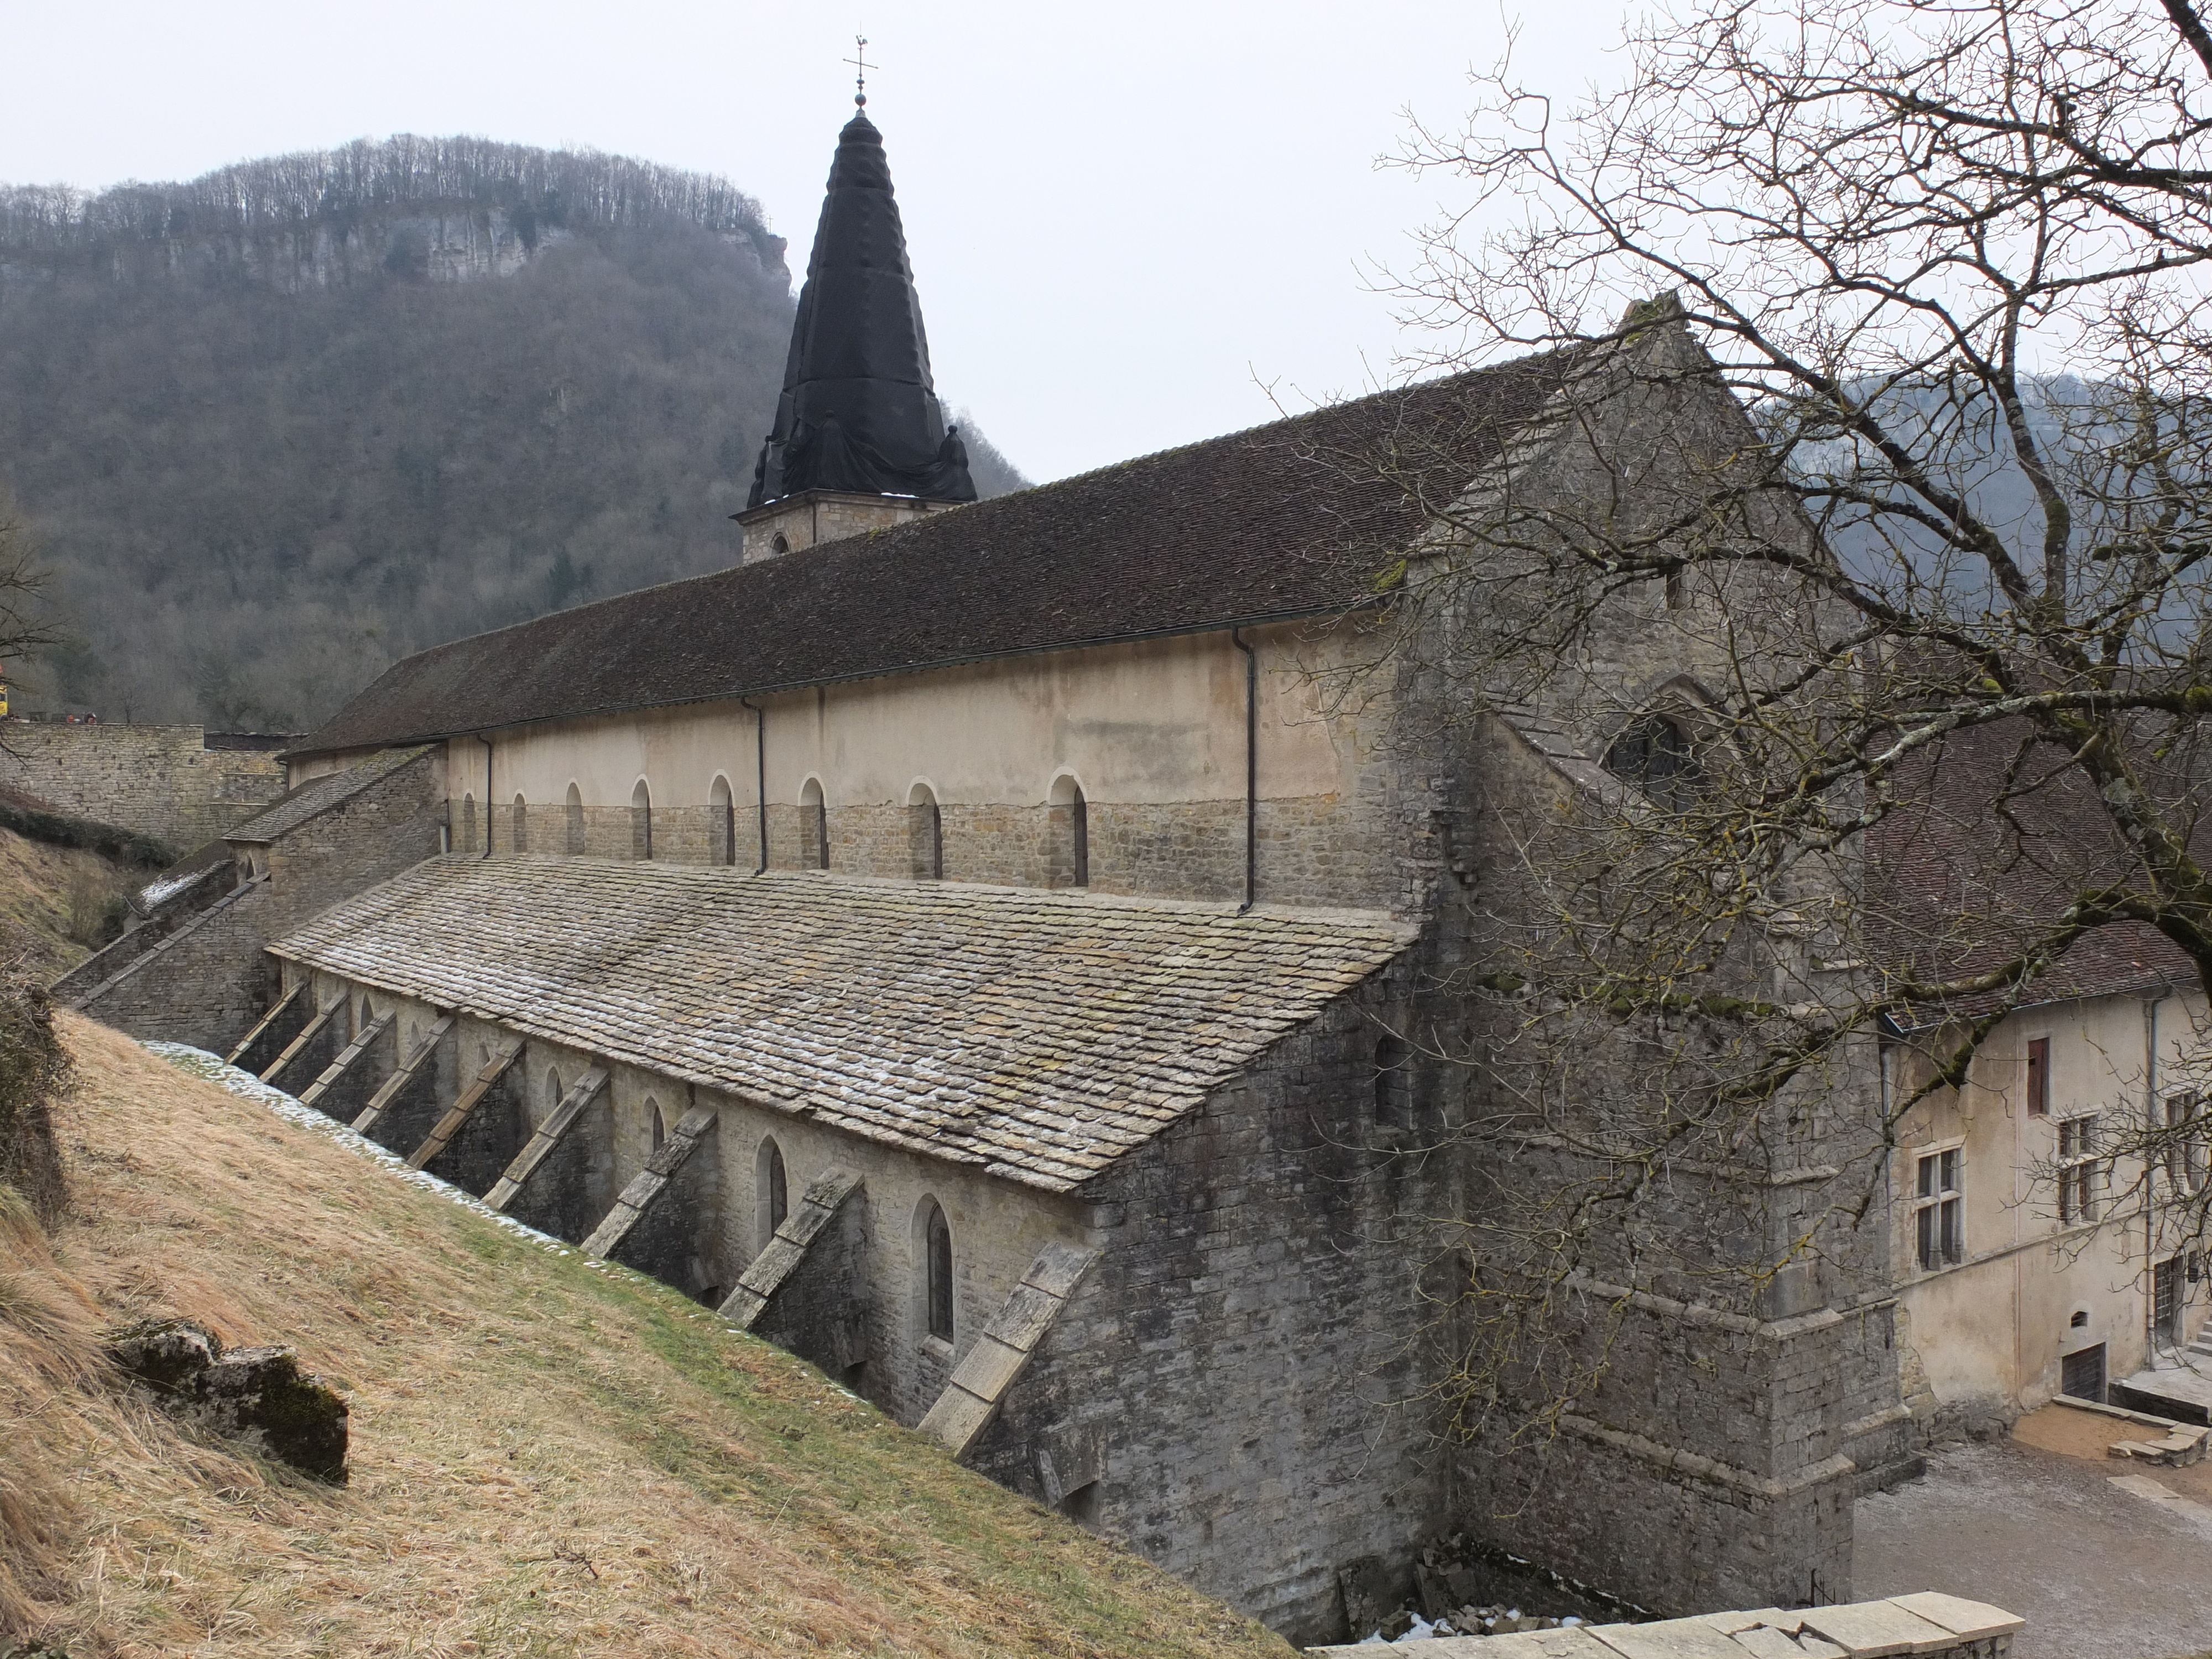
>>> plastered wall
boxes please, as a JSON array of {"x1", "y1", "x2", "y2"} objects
[{"x1": 444, "y1": 618, "x2": 1405, "y2": 911}]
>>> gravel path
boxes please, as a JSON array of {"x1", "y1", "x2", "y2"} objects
[{"x1": 1856, "y1": 1440, "x2": 2212, "y2": 1659}]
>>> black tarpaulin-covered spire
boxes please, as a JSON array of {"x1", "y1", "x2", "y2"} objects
[{"x1": 747, "y1": 111, "x2": 975, "y2": 508}]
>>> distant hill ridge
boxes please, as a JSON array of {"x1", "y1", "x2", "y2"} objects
[
  {"x1": 0, "y1": 135, "x2": 789, "y2": 290},
  {"x1": 0, "y1": 137, "x2": 1023, "y2": 731}
]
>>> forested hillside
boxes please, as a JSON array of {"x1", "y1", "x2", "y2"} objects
[{"x1": 0, "y1": 137, "x2": 1025, "y2": 729}]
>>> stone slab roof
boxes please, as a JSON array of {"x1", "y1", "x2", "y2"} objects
[
  {"x1": 291, "y1": 355, "x2": 1574, "y2": 758},
  {"x1": 268, "y1": 858, "x2": 1414, "y2": 1191},
  {"x1": 227, "y1": 747, "x2": 430, "y2": 844}
]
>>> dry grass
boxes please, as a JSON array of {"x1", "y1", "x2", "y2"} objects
[
  {"x1": 0, "y1": 821, "x2": 138, "y2": 974},
  {"x1": 4, "y1": 1013, "x2": 1296, "y2": 1658}
]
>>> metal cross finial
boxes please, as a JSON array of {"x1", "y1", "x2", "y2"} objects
[{"x1": 845, "y1": 34, "x2": 870, "y2": 108}]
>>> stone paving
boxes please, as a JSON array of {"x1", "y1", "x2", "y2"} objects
[{"x1": 1855, "y1": 1439, "x2": 2212, "y2": 1659}]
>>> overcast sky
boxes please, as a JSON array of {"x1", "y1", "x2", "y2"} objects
[{"x1": 0, "y1": 0, "x2": 1629, "y2": 484}]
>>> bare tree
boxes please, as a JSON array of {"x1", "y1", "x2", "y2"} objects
[{"x1": 1373, "y1": 0, "x2": 2212, "y2": 1451}]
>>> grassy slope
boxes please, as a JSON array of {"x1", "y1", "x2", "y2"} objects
[
  {"x1": 15, "y1": 1014, "x2": 1294, "y2": 1658},
  {"x1": 0, "y1": 825, "x2": 135, "y2": 979}
]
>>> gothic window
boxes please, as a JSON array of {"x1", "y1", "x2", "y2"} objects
[
  {"x1": 512, "y1": 793, "x2": 528, "y2": 854},
  {"x1": 565, "y1": 784, "x2": 585, "y2": 855},
  {"x1": 649, "y1": 1098, "x2": 665, "y2": 1154},
  {"x1": 910, "y1": 783, "x2": 942, "y2": 880},
  {"x1": 711, "y1": 775, "x2": 737, "y2": 866},
  {"x1": 1603, "y1": 714, "x2": 1699, "y2": 808},
  {"x1": 459, "y1": 792, "x2": 477, "y2": 854},
  {"x1": 1374, "y1": 1032, "x2": 1410, "y2": 1131},
  {"x1": 1048, "y1": 775, "x2": 1089, "y2": 888},
  {"x1": 631, "y1": 780, "x2": 653, "y2": 860},
  {"x1": 801, "y1": 778, "x2": 828, "y2": 870},
  {"x1": 922, "y1": 1199, "x2": 954, "y2": 1344},
  {"x1": 758, "y1": 1138, "x2": 788, "y2": 1250}
]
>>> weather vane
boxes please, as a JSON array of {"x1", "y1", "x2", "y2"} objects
[{"x1": 845, "y1": 34, "x2": 870, "y2": 108}]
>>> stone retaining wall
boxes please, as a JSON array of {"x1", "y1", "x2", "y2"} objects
[{"x1": 0, "y1": 723, "x2": 288, "y2": 851}]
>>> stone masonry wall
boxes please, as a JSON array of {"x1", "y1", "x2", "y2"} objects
[
  {"x1": 484, "y1": 794, "x2": 1396, "y2": 909},
  {"x1": 974, "y1": 968, "x2": 1432, "y2": 1647},
  {"x1": 72, "y1": 750, "x2": 444, "y2": 1053},
  {"x1": 0, "y1": 723, "x2": 286, "y2": 851},
  {"x1": 1399, "y1": 337, "x2": 1902, "y2": 1616}
]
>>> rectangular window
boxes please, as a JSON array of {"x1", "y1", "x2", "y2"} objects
[
  {"x1": 1914, "y1": 1147, "x2": 1963, "y2": 1271},
  {"x1": 2156, "y1": 1256, "x2": 2184, "y2": 1344},
  {"x1": 2058, "y1": 1116, "x2": 2100, "y2": 1224},
  {"x1": 2027, "y1": 1037, "x2": 2051, "y2": 1115},
  {"x1": 2167, "y1": 1093, "x2": 2205, "y2": 1193}
]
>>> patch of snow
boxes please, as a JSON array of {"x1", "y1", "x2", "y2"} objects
[
  {"x1": 144, "y1": 1042, "x2": 573, "y2": 1256},
  {"x1": 1355, "y1": 1615, "x2": 1443, "y2": 1645},
  {"x1": 138, "y1": 868, "x2": 213, "y2": 907}
]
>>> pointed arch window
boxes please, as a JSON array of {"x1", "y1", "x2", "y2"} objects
[
  {"x1": 565, "y1": 784, "x2": 585, "y2": 855},
  {"x1": 648, "y1": 1098, "x2": 666, "y2": 1153},
  {"x1": 631, "y1": 780, "x2": 653, "y2": 860},
  {"x1": 512, "y1": 793, "x2": 528, "y2": 854},
  {"x1": 1603, "y1": 714, "x2": 1700, "y2": 809},
  {"x1": 459, "y1": 792, "x2": 477, "y2": 855},
  {"x1": 758, "y1": 1138, "x2": 789, "y2": 1250}
]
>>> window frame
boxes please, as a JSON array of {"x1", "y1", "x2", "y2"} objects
[
  {"x1": 2058, "y1": 1113, "x2": 2102, "y2": 1225},
  {"x1": 2166, "y1": 1092, "x2": 2206, "y2": 1194},
  {"x1": 2026, "y1": 1036, "x2": 2051, "y2": 1117},
  {"x1": 925, "y1": 1202, "x2": 954, "y2": 1345},
  {"x1": 1912, "y1": 1142, "x2": 1964, "y2": 1271}
]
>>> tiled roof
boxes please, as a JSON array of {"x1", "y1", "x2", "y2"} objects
[
  {"x1": 291, "y1": 355, "x2": 1575, "y2": 758},
  {"x1": 227, "y1": 747, "x2": 429, "y2": 843},
  {"x1": 1866, "y1": 720, "x2": 2198, "y2": 1029},
  {"x1": 268, "y1": 858, "x2": 1414, "y2": 1190}
]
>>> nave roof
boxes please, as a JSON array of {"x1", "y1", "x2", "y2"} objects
[
  {"x1": 293, "y1": 353, "x2": 1572, "y2": 759},
  {"x1": 268, "y1": 858, "x2": 1414, "y2": 1191}
]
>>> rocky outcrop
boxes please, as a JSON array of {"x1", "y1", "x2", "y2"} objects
[{"x1": 107, "y1": 1317, "x2": 349, "y2": 1483}]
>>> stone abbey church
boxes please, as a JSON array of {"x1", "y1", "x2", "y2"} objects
[{"x1": 56, "y1": 105, "x2": 2041, "y2": 1644}]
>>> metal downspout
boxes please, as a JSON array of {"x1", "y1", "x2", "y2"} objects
[
  {"x1": 741, "y1": 698, "x2": 768, "y2": 874},
  {"x1": 482, "y1": 737, "x2": 493, "y2": 858},
  {"x1": 1232, "y1": 629, "x2": 1256, "y2": 914}
]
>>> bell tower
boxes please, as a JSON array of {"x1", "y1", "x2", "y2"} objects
[{"x1": 736, "y1": 79, "x2": 976, "y2": 564}]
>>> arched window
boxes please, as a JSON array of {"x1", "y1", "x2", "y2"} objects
[
  {"x1": 909, "y1": 782, "x2": 942, "y2": 880},
  {"x1": 771, "y1": 532, "x2": 791, "y2": 558},
  {"x1": 631, "y1": 780, "x2": 653, "y2": 860},
  {"x1": 1048, "y1": 775, "x2": 1089, "y2": 889},
  {"x1": 512, "y1": 793, "x2": 528, "y2": 855},
  {"x1": 1603, "y1": 714, "x2": 1700, "y2": 809},
  {"x1": 648, "y1": 1098, "x2": 666, "y2": 1154},
  {"x1": 800, "y1": 778, "x2": 828, "y2": 870},
  {"x1": 711, "y1": 775, "x2": 737, "y2": 867},
  {"x1": 565, "y1": 784, "x2": 585, "y2": 855},
  {"x1": 1374, "y1": 1032, "x2": 1410, "y2": 1131},
  {"x1": 545, "y1": 1066, "x2": 564, "y2": 1116},
  {"x1": 758, "y1": 1137, "x2": 789, "y2": 1250},
  {"x1": 459, "y1": 792, "x2": 477, "y2": 855},
  {"x1": 922, "y1": 1199, "x2": 954, "y2": 1343}
]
